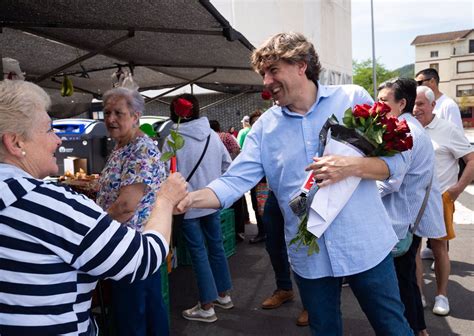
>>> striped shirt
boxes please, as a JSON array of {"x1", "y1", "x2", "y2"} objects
[
  {"x1": 0, "y1": 164, "x2": 169, "y2": 335},
  {"x1": 378, "y1": 114, "x2": 446, "y2": 239}
]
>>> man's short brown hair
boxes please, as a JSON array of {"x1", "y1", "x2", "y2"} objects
[{"x1": 250, "y1": 32, "x2": 322, "y2": 83}]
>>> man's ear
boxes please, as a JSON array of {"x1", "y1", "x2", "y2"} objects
[
  {"x1": 297, "y1": 61, "x2": 308, "y2": 76},
  {"x1": 2, "y1": 133, "x2": 24, "y2": 158}
]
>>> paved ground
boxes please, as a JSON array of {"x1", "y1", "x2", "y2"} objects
[{"x1": 169, "y1": 187, "x2": 473, "y2": 335}]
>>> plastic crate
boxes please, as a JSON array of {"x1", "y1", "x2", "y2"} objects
[{"x1": 177, "y1": 209, "x2": 236, "y2": 266}]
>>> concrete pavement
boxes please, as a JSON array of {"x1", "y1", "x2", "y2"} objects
[{"x1": 169, "y1": 187, "x2": 473, "y2": 335}]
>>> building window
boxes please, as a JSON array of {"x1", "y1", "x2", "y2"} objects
[
  {"x1": 457, "y1": 61, "x2": 474, "y2": 73},
  {"x1": 469, "y1": 40, "x2": 474, "y2": 53},
  {"x1": 430, "y1": 51, "x2": 438, "y2": 57},
  {"x1": 457, "y1": 84, "x2": 474, "y2": 97},
  {"x1": 429, "y1": 63, "x2": 439, "y2": 72}
]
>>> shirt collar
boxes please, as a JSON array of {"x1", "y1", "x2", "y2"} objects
[
  {"x1": 425, "y1": 114, "x2": 439, "y2": 129},
  {"x1": 281, "y1": 81, "x2": 336, "y2": 117}
]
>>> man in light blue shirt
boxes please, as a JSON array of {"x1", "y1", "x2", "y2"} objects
[{"x1": 181, "y1": 32, "x2": 412, "y2": 335}]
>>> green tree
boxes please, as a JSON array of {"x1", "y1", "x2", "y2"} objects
[{"x1": 352, "y1": 59, "x2": 399, "y2": 98}]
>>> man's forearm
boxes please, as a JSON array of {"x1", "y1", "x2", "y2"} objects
[
  {"x1": 352, "y1": 157, "x2": 390, "y2": 180},
  {"x1": 190, "y1": 188, "x2": 222, "y2": 209}
]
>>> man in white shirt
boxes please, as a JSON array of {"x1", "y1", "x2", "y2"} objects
[
  {"x1": 415, "y1": 68, "x2": 463, "y2": 129},
  {"x1": 413, "y1": 86, "x2": 474, "y2": 316}
]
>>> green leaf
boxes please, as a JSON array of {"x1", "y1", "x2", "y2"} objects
[
  {"x1": 167, "y1": 139, "x2": 175, "y2": 148},
  {"x1": 170, "y1": 130, "x2": 179, "y2": 142},
  {"x1": 343, "y1": 116, "x2": 353, "y2": 127},
  {"x1": 160, "y1": 151, "x2": 174, "y2": 162},
  {"x1": 174, "y1": 135, "x2": 185, "y2": 149},
  {"x1": 359, "y1": 117, "x2": 366, "y2": 126},
  {"x1": 374, "y1": 130, "x2": 383, "y2": 144}
]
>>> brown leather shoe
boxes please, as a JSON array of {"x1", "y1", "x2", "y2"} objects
[
  {"x1": 261, "y1": 289, "x2": 294, "y2": 309},
  {"x1": 296, "y1": 309, "x2": 309, "y2": 327}
]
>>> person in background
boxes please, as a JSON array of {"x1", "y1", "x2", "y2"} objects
[
  {"x1": 0, "y1": 80, "x2": 187, "y2": 335},
  {"x1": 178, "y1": 32, "x2": 413, "y2": 335},
  {"x1": 415, "y1": 68, "x2": 464, "y2": 271},
  {"x1": 210, "y1": 119, "x2": 245, "y2": 241},
  {"x1": 237, "y1": 115, "x2": 251, "y2": 148},
  {"x1": 210, "y1": 120, "x2": 240, "y2": 160},
  {"x1": 415, "y1": 68, "x2": 462, "y2": 129},
  {"x1": 228, "y1": 126, "x2": 238, "y2": 138},
  {"x1": 96, "y1": 87, "x2": 170, "y2": 336},
  {"x1": 413, "y1": 86, "x2": 474, "y2": 316},
  {"x1": 377, "y1": 78, "x2": 445, "y2": 336},
  {"x1": 261, "y1": 190, "x2": 309, "y2": 326},
  {"x1": 248, "y1": 110, "x2": 266, "y2": 244},
  {"x1": 164, "y1": 94, "x2": 233, "y2": 323}
]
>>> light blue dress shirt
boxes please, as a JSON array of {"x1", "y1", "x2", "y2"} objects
[
  {"x1": 378, "y1": 114, "x2": 445, "y2": 239},
  {"x1": 208, "y1": 83, "x2": 403, "y2": 279}
]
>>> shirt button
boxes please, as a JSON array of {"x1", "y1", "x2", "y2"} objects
[{"x1": 307, "y1": 141, "x2": 311, "y2": 145}]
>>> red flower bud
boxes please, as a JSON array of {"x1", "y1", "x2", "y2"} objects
[
  {"x1": 174, "y1": 98, "x2": 193, "y2": 118},
  {"x1": 261, "y1": 90, "x2": 272, "y2": 100}
]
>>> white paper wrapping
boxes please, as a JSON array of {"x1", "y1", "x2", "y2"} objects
[{"x1": 307, "y1": 136, "x2": 363, "y2": 237}]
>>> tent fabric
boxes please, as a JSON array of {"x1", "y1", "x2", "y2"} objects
[{"x1": 1, "y1": 0, "x2": 263, "y2": 116}]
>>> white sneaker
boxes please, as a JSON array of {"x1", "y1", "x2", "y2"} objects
[
  {"x1": 420, "y1": 247, "x2": 434, "y2": 260},
  {"x1": 213, "y1": 295, "x2": 234, "y2": 309},
  {"x1": 431, "y1": 261, "x2": 435, "y2": 271},
  {"x1": 421, "y1": 295, "x2": 427, "y2": 308},
  {"x1": 182, "y1": 303, "x2": 217, "y2": 322},
  {"x1": 433, "y1": 295, "x2": 450, "y2": 316}
]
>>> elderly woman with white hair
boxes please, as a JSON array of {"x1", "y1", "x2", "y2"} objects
[
  {"x1": 0, "y1": 80, "x2": 187, "y2": 335},
  {"x1": 96, "y1": 87, "x2": 171, "y2": 335}
]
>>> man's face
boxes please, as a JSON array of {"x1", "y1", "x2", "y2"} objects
[
  {"x1": 413, "y1": 92, "x2": 435, "y2": 127},
  {"x1": 415, "y1": 73, "x2": 436, "y2": 92},
  {"x1": 259, "y1": 60, "x2": 306, "y2": 108}
]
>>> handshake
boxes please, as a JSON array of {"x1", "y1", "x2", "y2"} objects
[{"x1": 155, "y1": 172, "x2": 194, "y2": 214}]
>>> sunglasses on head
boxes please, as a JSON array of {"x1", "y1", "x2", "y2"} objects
[{"x1": 416, "y1": 78, "x2": 432, "y2": 86}]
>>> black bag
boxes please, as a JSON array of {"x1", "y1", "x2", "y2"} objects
[{"x1": 172, "y1": 134, "x2": 210, "y2": 226}]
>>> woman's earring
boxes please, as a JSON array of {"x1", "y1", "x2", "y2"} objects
[{"x1": 21, "y1": 150, "x2": 26, "y2": 156}]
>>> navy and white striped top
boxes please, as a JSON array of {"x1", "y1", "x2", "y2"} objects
[{"x1": 0, "y1": 164, "x2": 169, "y2": 335}]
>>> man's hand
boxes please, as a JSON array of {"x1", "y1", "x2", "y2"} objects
[
  {"x1": 306, "y1": 155, "x2": 354, "y2": 187},
  {"x1": 446, "y1": 186, "x2": 462, "y2": 202},
  {"x1": 306, "y1": 155, "x2": 390, "y2": 187}
]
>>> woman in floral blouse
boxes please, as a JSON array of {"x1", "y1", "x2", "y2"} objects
[{"x1": 96, "y1": 87, "x2": 169, "y2": 336}]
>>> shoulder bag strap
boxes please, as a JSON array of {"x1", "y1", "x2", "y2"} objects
[
  {"x1": 185, "y1": 134, "x2": 211, "y2": 182},
  {"x1": 410, "y1": 173, "x2": 433, "y2": 233}
]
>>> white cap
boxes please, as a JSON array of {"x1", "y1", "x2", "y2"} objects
[{"x1": 241, "y1": 115, "x2": 250, "y2": 123}]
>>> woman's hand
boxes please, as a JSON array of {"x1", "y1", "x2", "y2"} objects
[{"x1": 156, "y1": 172, "x2": 188, "y2": 206}]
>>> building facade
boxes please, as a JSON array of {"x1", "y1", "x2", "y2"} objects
[{"x1": 412, "y1": 29, "x2": 474, "y2": 127}]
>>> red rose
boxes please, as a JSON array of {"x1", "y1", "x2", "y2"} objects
[
  {"x1": 385, "y1": 140, "x2": 396, "y2": 151},
  {"x1": 395, "y1": 136, "x2": 413, "y2": 151},
  {"x1": 261, "y1": 90, "x2": 272, "y2": 100},
  {"x1": 353, "y1": 104, "x2": 372, "y2": 118},
  {"x1": 174, "y1": 98, "x2": 193, "y2": 118},
  {"x1": 381, "y1": 115, "x2": 398, "y2": 133},
  {"x1": 395, "y1": 119, "x2": 410, "y2": 134},
  {"x1": 370, "y1": 102, "x2": 391, "y2": 117}
]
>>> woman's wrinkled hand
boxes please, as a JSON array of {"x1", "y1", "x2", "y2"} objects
[{"x1": 157, "y1": 173, "x2": 188, "y2": 206}]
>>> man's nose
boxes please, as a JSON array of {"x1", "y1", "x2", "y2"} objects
[{"x1": 263, "y1": 73, "x2": 273, "y2": 87}]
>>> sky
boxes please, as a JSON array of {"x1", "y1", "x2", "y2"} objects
[{"x1": 352, "y1": 0, "x2": 474, "y2": 70}]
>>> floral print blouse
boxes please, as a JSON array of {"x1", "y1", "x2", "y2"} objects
[{"x1": 96, "y1": 135, "x2": 167, "y2": 232}]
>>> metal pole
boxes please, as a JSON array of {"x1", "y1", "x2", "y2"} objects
[{"x1": 370, "y1": 0, "x2": 377, "y2": 98}]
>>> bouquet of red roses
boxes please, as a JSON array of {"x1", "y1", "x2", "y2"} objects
[{"x1": 290, "y1": 102, "x2": 413, "y2": 255}]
